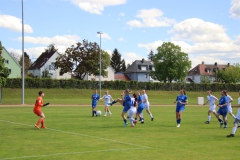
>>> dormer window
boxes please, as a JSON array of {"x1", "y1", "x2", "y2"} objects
[{"x1": 141, "y1": 66, "x2": 147, "y2": 71}]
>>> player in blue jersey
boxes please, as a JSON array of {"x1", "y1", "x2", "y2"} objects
[
  {"x1": 174, "y1": 89, "x2": 188, "y2": 127},
  {"x1": 135, "y1": 91, "x2": 145, "y2": 124},
  {"x1": 216, "y1": 90, "x2": 229, "y2": 129},
  {"x1": 91, "y1": 89, "x2": 100, "y2": 117},
  {"x1": 122, "y1": 89, "x2": 132, "y2": 127}
]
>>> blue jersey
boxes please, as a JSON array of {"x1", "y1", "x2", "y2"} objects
[
  {"x1": 137, "y1": 95, "x2": 144, "y2": 109},
  {"x1": 219, "y1": 96, "x2": 228, "y2": 106},
  {"x1": 176, "y1": 94, "x2": 188, "y2": 107},
  {"x1": 124, "y1": 94, "x2": 132, "y2": 108},
  {"x1": 92, "y1": 94, "x2": 100, "y2": 106},
  {"x1": 217, "y1": 96, "x2": 228, "y2": 116}
]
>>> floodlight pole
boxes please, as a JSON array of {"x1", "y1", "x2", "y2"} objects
[
  {"x1": 21, "y1": 0, "x2": 25, "y2": 104},
  {"x1": 97, "y1": 32, "x2": 102, "y2": 97}
]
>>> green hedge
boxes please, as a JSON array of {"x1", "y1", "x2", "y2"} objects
[{"x1": 4, "y1": 78, "x2": 240, "y2": 91}]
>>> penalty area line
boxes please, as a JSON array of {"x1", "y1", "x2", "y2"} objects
[
  {"x1": 0, "y1": 120, "x2": 150, "y2": 148},
  {"x1": 0, "y1": 147, "x2": 149, "y2": 160}
]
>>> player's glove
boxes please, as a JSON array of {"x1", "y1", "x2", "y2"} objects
[{"x1": 43, "y1": 102, "x2": 50, "y2": 107}]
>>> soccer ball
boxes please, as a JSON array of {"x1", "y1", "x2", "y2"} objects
[{"x1": 96, "y1": 110, "x2": 102, "y2": 116}]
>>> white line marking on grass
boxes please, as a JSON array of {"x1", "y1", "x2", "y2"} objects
[
  {"x1": 0, "y1": 120, "x2": 150, "y2": 148},
  {"x1": 0, "y1": 147, "x2": 149, "y2": 160}
]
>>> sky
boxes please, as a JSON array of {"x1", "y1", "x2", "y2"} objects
[{"x1": 0, "y1": 0, "x2": 240, "y2": 69}]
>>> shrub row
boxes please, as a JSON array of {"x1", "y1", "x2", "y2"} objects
[{"x1": 4, "y1": 78, "x2": 240, "y2": 92}]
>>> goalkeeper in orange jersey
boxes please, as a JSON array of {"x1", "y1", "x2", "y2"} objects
[{"x1": 33, "y1": 91, "x2": 49, "y2": 129}]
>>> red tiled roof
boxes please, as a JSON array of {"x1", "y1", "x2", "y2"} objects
[
  {"x1": 188, "y1": 64, "x2": 228, "y2": 76},
  {"x1": 114, "y1": 73, "x2": 131, "y2": 81}
]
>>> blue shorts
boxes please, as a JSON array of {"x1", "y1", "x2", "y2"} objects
[
  {"x1": 176, "y1": 106, "x2": 185, "y2": 112},
  {"x1": 123, "y1": 106, "x2": 130, "y2": 113},
  {"x1": 92, "y1": 104, "x2": 97, "y2": 108},
  {"x1": 137, "y1": 107, "x2": 144, "y2": 114},
  {"x1": 217, "y1": 107, "x2": 228, "y2": 117}
]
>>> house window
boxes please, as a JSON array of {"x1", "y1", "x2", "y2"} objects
[
  {"x1": 103, "y1": 71, "x2": 108, "y2": 78},
  {"x1": 9, "y1": 69, "x2": 11, "y2": 73},
  {"x1": 59, "y1": 70, "x2": 64, "y2": 76},
  {"x1": 141, "y1": 66, "x2": 147, "y2": 71},
  {"x1": 49, "y1": 63, "x2": 55, "y2": 70},
  {"x1": 145, "y1": 74, "x2": 148, "y2": 78},
  {"x1": 5, "y1": 60, "x2": 9, "y2": 64},
  {"x1": 91, "y1": 78, "x2": 96, "y2": 81}
]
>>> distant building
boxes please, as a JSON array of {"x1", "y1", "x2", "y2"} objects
[
  {"x1": 186, "y1": 62, "x2": 229, "y2": 83},
  {"x1": 1, "y1": 47, "x2": 21, "y2": 78},
  {"x1": 114, "y1": 73, "x2": 131, "y2": 81},
  {"x1": 83, "y1": 66, "x2": 115, "y2": 81},
  {"x1": 28, "y1": 50, "x2": 71, "y2": 79},
  {"x1": 123, "y1": 59, "x2": 158, "y2": 82}
]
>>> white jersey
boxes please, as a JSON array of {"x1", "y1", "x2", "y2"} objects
[
  {"x1": 142, "y1": 94, "x2": 150, "y2": 110},
  {"x1": 128, "y1": 98, "x2": 137, "y2": 118},
  {"x1": 103, "y1": 94, "x2": 112, "y2": 105},
  {"x1": 227, "y1": 94, "x2": 233, "y2": 113},
  {"x1": 207, "y1": 94, "x2": 217, "y2": 112},
  {"x1": 236, "y1": 97, "x2": 240, "y2": 119}
]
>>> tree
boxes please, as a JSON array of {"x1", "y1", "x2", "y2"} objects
[
  {"x1": 54, "y1": 40, "x2": 110, "y2": 80},
  {"x1": 41, "y1": 69, "x2": 51, "y2": 78},
  {"x1": 150, "y1": 42, "x2": 191, "y2": 83},
  {"x1": 148, "y1": 50, "x2": 154, "y2": 61},
  {"x1": 10, "y1": 52, "x2": 20, "y2": 62},
  {"x1": 0, "y1": 41, "x2": 10, "y2": 103},
  {"x1": 110, "y1": 48, "x2": 125, "y2": 73},
  {"x1": 19, "y1": 52, "x2": 32, "y2": 75},
  {"x1": 201, "y1": 76, "x2": 211, "y2": 84},
  {"x1": 218, "y1": 63, "x2": 240, "y2": 83}
]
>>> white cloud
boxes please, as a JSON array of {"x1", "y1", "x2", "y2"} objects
[
  {"x1": 230, "y1": 0, "x2": 240, "y2": 18},
  {"x1": 0, "y1": 14, "x2": 33, "y2": 33},
  {"x1": 122, "y1": 52, "x2": 142, "y2": 65},
  {"x1": 97, "y1": 33, "x2": 111, "y2": 39},
  {"x1": 127, "y1": 8, "x2": 176, "y2": 28},
  {"x1": 118, "y1": 37, "x2": 127, "y2": 42},
  {"x1": 18, "y1": 35, "x2": 80, "y2": 46},
  {"x1": 70, "y1": 0, "x2": 126, "y2": 14},
  {"x1": 119, "y1": 12, "x2": 125, "y2": 16},
  {"x1": 138, "y1": 40, "x2": 163, "y2": 53}
]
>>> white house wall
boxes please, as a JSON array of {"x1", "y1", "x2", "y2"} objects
[{"x1": 84, "y1": 66, "x2": 115, "y2": 81}]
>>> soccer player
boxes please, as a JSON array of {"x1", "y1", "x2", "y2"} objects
[
  {"x1": 216, "y1": 90, "x2": 229, "y2": 129},
  {"x1": 100, "y1": 91, "x2": 114, "y2": 117},
  {"x1": 227, "y1": 90, "x2": 240, "y2": 137},
  {"x1": 127, "y1": 93, "x2": 138, "y2": 127},
  {"x1": 33, "y1": 91, "x2": 46, "y2": 129},
  {"x1": 225, "y1": 90, "x2": 236, "y2": 119},
  {"x1": 91, "y1": 89, "x2": 100, "y2": 117},
  {"x1": 122, "y1": 89, "x2": 132, "y2": 127},
  {"x1": 135, "y1": 91, "x2": 145, "y2": 124},
  {"x1": 203, "y1": 90, "x2": 221, "y2": 124},
  {"x1": 142, "y1": 90, "x2": 154, "y2": 121},
  {"x1": 174, "y1": 89, "x2": 188, "y2": 127}
]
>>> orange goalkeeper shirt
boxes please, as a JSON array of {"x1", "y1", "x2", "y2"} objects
[{"x1": 33, "y1": 96, "x2": 43, "y2": 112}]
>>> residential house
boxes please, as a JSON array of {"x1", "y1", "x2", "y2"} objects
[
  {"x1": 83, "y1": 66, "x2": 115, "y2": 81},
  {"x1": 186, "y1": 62, "x2": 229, "y2": 83},
  {"x1": 114, "y1": 73, "x2": 131, "y2": 81},
  {"x1": 28, "y1": 50, "x2": 71, "y2": 79},
  {"x1": 1, "y1": 47, "x2": 21, "y2": 78},
  {"x1": 123, "y1": 59, "x2": 157, "y2": 82}
]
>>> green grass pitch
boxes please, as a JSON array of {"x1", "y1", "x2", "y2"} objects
[{"x1": 0, "y1": 105, "x2": 239, "y2": 160}]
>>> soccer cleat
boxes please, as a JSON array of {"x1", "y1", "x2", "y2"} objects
[
  {"x1": 205, "y1": 121, "x2": 210, "y2": 124},
  {"x1": 224, "y1": 126, "x2": 227, "y2": 129},
  {"x1": 141, "y1": 120, "x2": 144, "y2": 124},
  {"x1": 227, "y1": 134, "x2": 234, "y2": 137},
  {"x1": 176, "y1": 124, "x2": 180, "y2": 127},
  {"x1": 109, "y1": 113, "x2": 112, "y2": 116},
  {"x1": 35, "y1": 124, "x2": 40, "y2": 129},
  {"x1": 104, "y1": 114, "x2": 106, "y2": 117},
  {"x1": 151, "y1": 117, "x2": 154, "y2": 121},
  {"x1": 220, "y1": 122, "x2": 223, "y2": 128},
  {"x1": 41, "y1": 126, "x2": 47, "y2": 129},
  {"x1": 123, "y1": 122, "x2": 128, "y2": 127}
]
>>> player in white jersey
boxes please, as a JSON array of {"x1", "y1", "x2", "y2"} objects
[
  {"x1": 100, "y1": 91, "x2": 114, "y2": 117},
  {"x1": 203, "y1": 90, "x2": 221, "y2": 124},
  {"x1": 226, "y1": 90, "x2": 236, "y2": 119},
  {"x1": 127, "y1": 93, "x2": 138, "y2": 127},
  {"x1": 227, "y1": 90, "x2": 240, "y2": 137},
  {"x1": 142, "y1": 90, "x2": 154, "y2": 121}
]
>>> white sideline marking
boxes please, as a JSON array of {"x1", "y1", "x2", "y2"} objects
[
  {"x1": 0, "y1": 120, "x2": 148, "y2": 148},
  {"x1": 0, "y1": 147, "x2": 148, "y2": 160}
]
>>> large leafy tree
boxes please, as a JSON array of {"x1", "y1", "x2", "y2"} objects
[
  {"x1": 151, "y1": 42, "x2": 191, "y2": 83},
  {"x1": 54, "y1": 40, "x2": 110, "y2": 80},
  {"x1": 19, "y1": 52, "x2": 32, "y2": 75},
  {"x1": 218, "y1": 63, "x2": 240, "y2": 83},
  {"x1": 110, "y1": 48, "x2": 126, "y2": 73}
]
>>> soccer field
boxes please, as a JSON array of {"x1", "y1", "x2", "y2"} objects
[{"x1": 0, "y1": 106, "x2": 239, "y2": 160}]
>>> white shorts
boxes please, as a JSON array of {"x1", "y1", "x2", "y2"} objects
[
  {"x1": 128, "y1": 107, "x2": 137, "y2": 118},
  {"x1": 227, "y1": 105, "x2": 232, "y2": 113},
  {"x1": 143, "y1": 102, "x2": 150, "y2": 110},
  {"x1": 105, "y1": 103, "x2": 110, "y2": 107},
  {"x1": 209, "y1": 105, "x2": 216, "y2": 112}
]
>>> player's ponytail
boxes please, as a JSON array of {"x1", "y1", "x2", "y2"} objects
[{"x1": 133, "y1": 93, "x2": 137, "y2": 106}]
